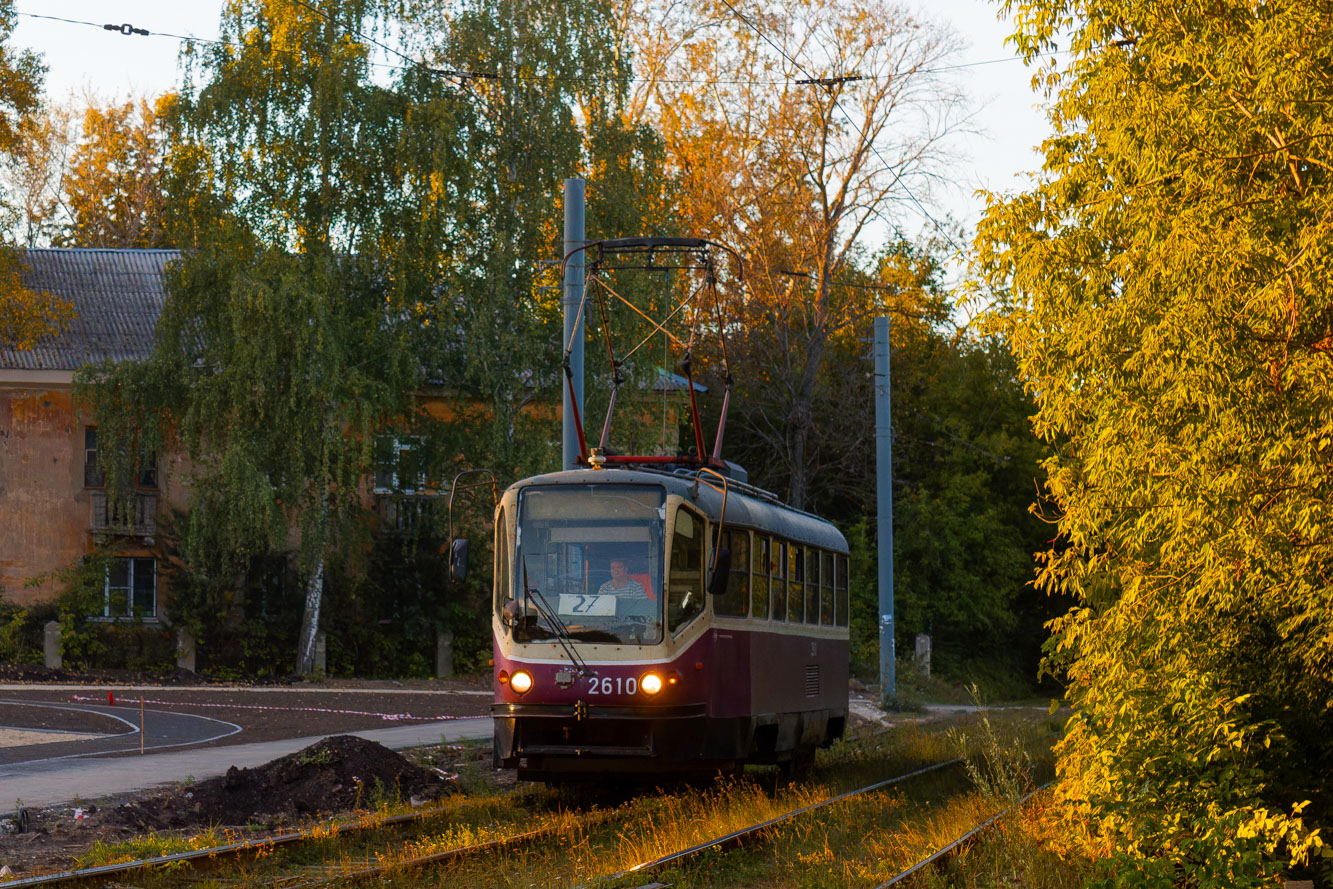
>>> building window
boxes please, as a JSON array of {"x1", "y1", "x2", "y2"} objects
[
  {"x1": 104, "y1": 558, "x2": 156, "y2": 619},
  {"x1": 83, "y1": 428, "x2": 157, "y2": 489},
  {"x1": 138, "y1": 452, "x2": 158, "y2": 489},
  {"x1": 84, "y1": 427, "x2": 104, "y2": 487},
  {"x1": 373, "y1": 437, "x2": 428, "y2": 494}
]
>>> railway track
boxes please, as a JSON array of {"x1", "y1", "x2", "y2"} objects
[
  {"x1": 17, "y1": 714, "x2": 1053, "y2": 889},
  {"x1": 18, "y1": 756, "x2": 961, "y2": 888},
  {"x1": 591, "y1": 771, "x2": 1052, "y2": 889},
  {"x1": 231, "y1": 754, "x2": 977, "y2": 889},
  {"x1": 873, "y1": 783, "x2": 1050, "y2": 888},
  {"x1": 594, "y1": 756, "x2": 967, "y2": 886}
]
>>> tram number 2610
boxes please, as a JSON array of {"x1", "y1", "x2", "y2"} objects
[{"x1": 588, "y1": 675, "x2": 637, "y2": 695}]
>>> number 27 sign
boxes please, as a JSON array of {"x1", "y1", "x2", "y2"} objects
[{"x1": 558, "y1": 594, "x2": 616, "y2": 616}]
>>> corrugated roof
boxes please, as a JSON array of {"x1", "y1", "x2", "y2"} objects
[{"x1": 0, "y1": 248, "x2": 178, "y2": 371}]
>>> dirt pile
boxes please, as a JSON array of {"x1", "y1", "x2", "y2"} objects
[{"x1": 108, "y1": 735, "x2": 458, "y2": 829}]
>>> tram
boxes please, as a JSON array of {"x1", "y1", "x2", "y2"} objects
[
  {"x1": 480, "y1": 237, "x2": 849, "y2": 780},
  {"x1": 490, "y1": 464, "x2": 849, "y2": 780}
]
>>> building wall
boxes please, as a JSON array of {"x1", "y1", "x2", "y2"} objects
[
  {"x1": 0, "y1": 383, "x2": 89, "y2": 605},
  {"x1": 0, "y1": 380, "x2": 188, "y2": 610}
]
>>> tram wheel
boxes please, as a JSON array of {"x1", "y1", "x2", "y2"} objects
[{"x1": 779, "y1": 746, "x2": 816, "y2": 780}]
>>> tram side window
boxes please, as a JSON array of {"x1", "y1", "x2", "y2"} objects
[
  {"x1": 751, "y1": 536, "x2": 770, "y2": 619},
  {"x1": 770, "y1": 539, "x2": 786, "y2": 621},
  {"x1": 803, "y1": 546, "x2": 819, "y2": 624},
  {"x1": 820, "y1": 551, "x2": 833, "y2": 625},
  {"x1": 711, "y1": 529, "x2": 749, "y2": 617},
  {"x1": 787, "y1": 544, "x2": 803, "y2": 623},
  {"x1": 834, "y1": 554, "x2": 849, "y2": 627},
  {"x1": 494, "y1": 506, "x2": 510, "y2": 615},
  {"x1": 668, "y1": 508, "x2": 705, "y2": 633}
]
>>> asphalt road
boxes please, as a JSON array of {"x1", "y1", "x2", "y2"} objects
[
  {"x1": 0, "y1": 699, "x2": 242, "y2": 765},
  {"x1": 0, "y1": 717, "x2": 492, "y2": 809}
]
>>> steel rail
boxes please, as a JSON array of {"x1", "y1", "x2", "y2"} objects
[
  {"x1": 259, "y1": 756, "x2": 969, "y2": 889},
  {"x1": 5, "y1": 804, "x2": 450, "y2": 888},
  {"x1": 873, "y1": 782, "x2": 1053, "y2": 888},
  {"x1": 16, "y1": 722, "x2": 993, "y2": 888},
  {"x1": 259, "y1": 742, "x2": 973, "y2": 887},
  {"x1": 593, "y1": 756, "x2": 967, "y2": 885},
  {"x1": 271, "y1": 810, "x2": 619, "y2": 889}
]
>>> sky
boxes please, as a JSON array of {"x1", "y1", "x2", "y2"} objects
[{"x1": 11, "y1": 0, "x2": 1053, "y2": 251}]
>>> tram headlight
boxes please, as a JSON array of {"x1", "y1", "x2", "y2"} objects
[
  {"x1": 640, "y1": 672, "x2": 664, "y2": 695},
  {"x1": 509, "y1": 670, "x2": 534, "y2": 694}
]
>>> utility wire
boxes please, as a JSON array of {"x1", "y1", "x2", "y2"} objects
[
  {"x1": 710, "y1": 0, "x2": 997, "y2": 277},
  {"x1": 14, "y1": 6, "x2": 484, "y2": 82},
  {"x1": 16, "y1": 7, "x2": 1058, "y2": 88}
]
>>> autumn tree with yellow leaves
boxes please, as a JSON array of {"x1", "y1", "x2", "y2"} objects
[
  {"x1": 976, "y1": 0, "x2": 1332, "y2": 883},
  {"x1": 61, "y1": 96, "x2": 173, "y2": 249},
  {"x1": 0, "y1": 0, "x2": 74, "y2": 351},
  {"x1": 628, "y1": 0, "x2": 968, "y2": 509}
]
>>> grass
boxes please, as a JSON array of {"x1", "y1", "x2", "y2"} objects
[
  {"x1": 909, "y1": 792, "x2": 1096, "y2": 889},
  {"x1": 381, "y1": 711, "x2": 1056, "y2": 889},
  {"x1": 110, "y1": 711, "x2": 1084, "y2": 889},
  {"x1": 73, "y1": 826, "x2": 235, "y2": 868}
]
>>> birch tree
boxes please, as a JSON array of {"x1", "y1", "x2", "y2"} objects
[{"x1": 78, "y1": 0, "x2": 658, "y2": 673}]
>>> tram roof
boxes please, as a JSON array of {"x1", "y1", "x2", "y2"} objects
[{"x1": 505, "y1": 466, "x2": 848, "y2": 554}]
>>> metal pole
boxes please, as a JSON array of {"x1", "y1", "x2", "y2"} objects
[
  {"x1": 562, "y1": 179, "x2": 586, "y2": 470},
  {"x1": 873, "y1": 316, "x2": 895, "y2": 698}
]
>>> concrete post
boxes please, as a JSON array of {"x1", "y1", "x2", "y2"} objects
[
  {"x1": 435, "y1": 627, "x2": 454, "y2": 680},
  {"x1": 176, "y1": 628, "x2": 197, "y2": 673},
  {"x1": 874, "y1": 316, "x2": 895, "y2": 698},
  {"x1": 562, "y1": 179, "x2": 586, "y2": 470},
  {"x1": 43, "y1": 621, "x2": 61, "y2": 670},
  {"x1": 914, "y1": 633, "x2": 931, "y2": 680},
  {"x1": 314, "y1": 630, "x2": 327, "y2": 677}
]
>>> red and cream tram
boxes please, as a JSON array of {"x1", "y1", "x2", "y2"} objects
[{"x1": 490, "y1": 465, "x2": 850, "y2": 781}]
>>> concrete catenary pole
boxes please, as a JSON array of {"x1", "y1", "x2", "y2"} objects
[
  {"x1": 562, "y1": 179, "x2": 586, "y2": 470},
  {"x1": 874, "y1": 316, "x2": 896, "y2": 697}
]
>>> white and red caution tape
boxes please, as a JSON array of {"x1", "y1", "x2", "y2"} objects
[{"x1": 70, "y1": 695, "x2": 472, "y2": 722}]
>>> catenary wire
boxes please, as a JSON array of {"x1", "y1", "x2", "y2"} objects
[{"x1": 15, "y1": 7, "x2": 1069, "y2": 87}]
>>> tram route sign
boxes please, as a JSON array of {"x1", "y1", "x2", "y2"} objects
[{"x1": 558, "y1": 594, "x2": 616, "y2": 616}]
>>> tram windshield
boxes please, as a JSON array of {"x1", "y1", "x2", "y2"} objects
[{"x1": 512, "y1": 485, "x2": 666, "y2": 645}]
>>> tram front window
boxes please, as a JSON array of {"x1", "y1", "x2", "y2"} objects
[{"x1": 513, "y1": 485, "x2": 665, "y2": 645}]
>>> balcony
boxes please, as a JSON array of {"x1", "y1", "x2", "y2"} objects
[
  {"x1": 91, "y1": 492, "x2": 158, "y2": 538},
  {"x1": 375, "y1": 493, "x2": 439, "y2": 533}
]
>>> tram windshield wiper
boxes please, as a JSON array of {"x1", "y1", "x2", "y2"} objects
[
  {"x1": 521, "y1": 561, "x2": 591, "y2": 676},
  {"x1": 526, "y1": 588, "x2": 591, "y2": 676}
]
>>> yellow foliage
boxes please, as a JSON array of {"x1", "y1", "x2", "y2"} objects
[{"x1": 0, "y1": 248, "x2": 75, "y2": 349}]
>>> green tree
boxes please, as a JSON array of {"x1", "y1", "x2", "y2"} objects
[
  {"x1": 78, "y1": 0, "x2": 664, "y2": 675},
  {"x1": 975, "y1": 0, "x2": 1332, "y2": 882},
  {"x1": 0, "y1": 0, "x2": 41, "y2": 157},
  {"x1": 420, "y1": 0, "x2": 669, "y2": 475},
  {"x1": 793, "y1": 242, "x2": 1048, "y2": 685},
  {"x1": 78, "y1": 0, "x2": 472, "y2": 674}
]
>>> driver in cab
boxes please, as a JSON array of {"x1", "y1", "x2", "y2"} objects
[
  {"x1": 599, "y1": 559, "x2": 657, "y2": 629},
  {"x1": 599, "y1": 560, "x2": 646, "y2": 599}
]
